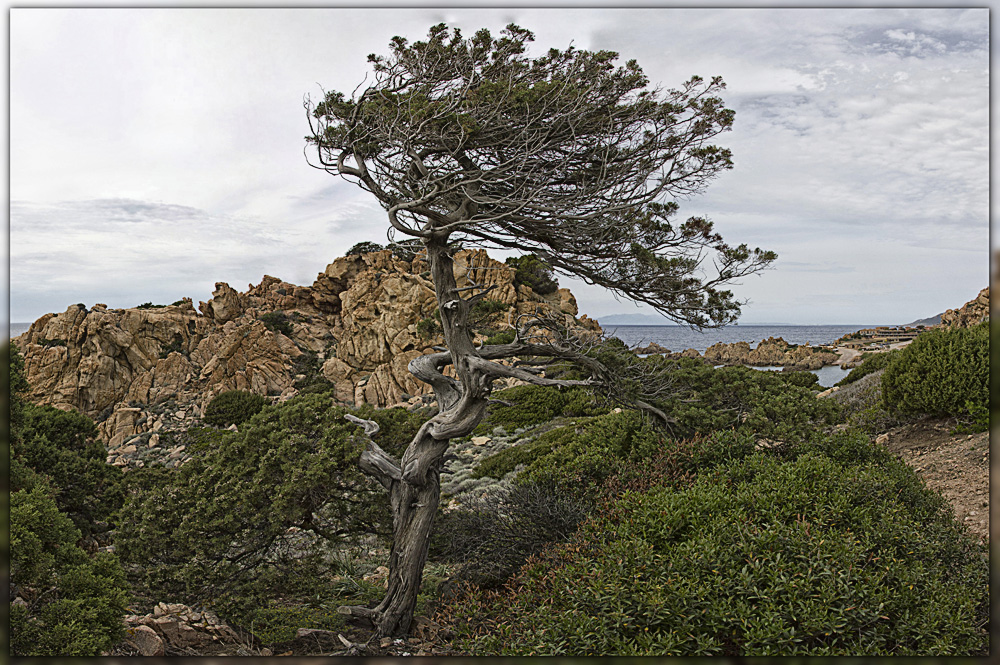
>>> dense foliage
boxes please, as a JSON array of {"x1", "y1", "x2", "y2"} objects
[
  {"x1": 10, "y1": 486, "x2": 130, "y2": 656},
  {"x1": 880, "y1": 323, "x2": 988, "y2": 430},
  {"x1": 12, "y1": 404, "x2": 124, "y2": 538},
  {"x1": 473, "y1": 384, "x2": 609, "y2": 435},
  {"x1": 444, "y1": 430, "x2": 988, "y2": 656},
  {"x1": 828, "y1": 370, "x2": 903, "y2": 436},
  {"x1": 115, "y1": 395, "x2": 426, "y2": 617},
  {"x1": 430, "y1": 481, "x2": 591, "y2": 589},
  {"x1": 202, "y1": 389, "x2": 271, "y2": 427},
  {"x1": 259, "y1": 311, "x2": 294, "y2": 337},
  {"x1": 8, "y1": 343, "x2": 130, "y2": 657},
  {"x1": 473, "y1": 359, "x2": 841, "y2": 478},
  {"x1": 654, "y1": 360, "x2": 841, "y2": 440},
  {"x1": 836, "y1": 350, "x2": 899, "y2": 387},
  {"x1": 505, "y1": 255, "x2": 559, "y2": 296}
]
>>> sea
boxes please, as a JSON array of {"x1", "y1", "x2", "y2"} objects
[
  {"x1": 8, "y1": 322, "x2": 870, "y2": 387},
  {"x1": 602, "y1": 324, "x2": 880, "y2": 387}
]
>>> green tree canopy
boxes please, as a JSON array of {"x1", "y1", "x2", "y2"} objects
[{"x1": 308, "y1": 23, "x2": 774, "y2": 328}]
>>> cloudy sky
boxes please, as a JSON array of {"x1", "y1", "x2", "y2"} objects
[{"x1": 8, "y1": 4, "x2": 990, "y2": 327}]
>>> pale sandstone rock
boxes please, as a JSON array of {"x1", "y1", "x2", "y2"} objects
[
  {"x1": 15, "y1": 249, "x2": 602, "y2": 465},
  {"x1": 940, "y1": 287, "x2": 989, "y2": 328},
  {"x1": 704, "y1": 337, "x2": 838, "y2": 368},
  {"x1": 125, "y1": 625, "x2": 165, "y2": 656}
]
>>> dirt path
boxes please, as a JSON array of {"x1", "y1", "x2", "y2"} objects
[
  {"x1": 876, "y1": 418, "x2": 989, "y2": 542},
  {"x1": 833, "y1": 346, "x2": 861, "y2": 366}
]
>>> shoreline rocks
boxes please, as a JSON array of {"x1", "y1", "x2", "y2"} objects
[{"x1": 633, "y1": 336, "x2": 840, "y2": 370}]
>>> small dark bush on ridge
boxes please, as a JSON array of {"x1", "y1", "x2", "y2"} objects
[
  {"x1": 345, "y1": 241, "x2": 385, "y2": 256},
  {"x1": 259, "y1": 311, "x2": 293, "y2": 336},
  {"x1": 506, "y1": 254, "x2": 559, "y2": 295}
]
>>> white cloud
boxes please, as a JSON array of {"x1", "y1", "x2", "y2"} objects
[{"x1": 8, "y1": 7, "x2": 990, "y2": 326}]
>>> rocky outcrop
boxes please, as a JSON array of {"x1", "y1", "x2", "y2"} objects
[
  {"x1": 123, "y1": 603, "x2": 242, "y2": 656},
  {"x1": 940, "y1": 288, "x2": 988, "y2": 328},
  {"x1": 704, "y1": 337, "x2": 839, "y2": 370},
  {"x1": 15, "y1": 249, "x2": 599, "y2": 466},
  {"x1": 633, "y1": 341, "x2": 671, "y2": 355}
]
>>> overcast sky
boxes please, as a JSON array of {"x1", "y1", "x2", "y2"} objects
[{"x1": 8, "y1": 5, "x2": 990, "y2": 326}]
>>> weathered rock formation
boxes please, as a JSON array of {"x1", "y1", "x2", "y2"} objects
[
  {"x1": 15, "y1": 249, "x2": 600, "y2": 462},
  {"x1": 632, "y1": 342, "x2": 702, "y2": 359},
  {"x1": 123, "y1": 603, "x2": 242, "y2": 656},
  {"x1": 704, "y1": 337, "x2": 839, "y2": 370},
  {"x1": 940, "y1": 287, "x2": 989, "y2": 328}
]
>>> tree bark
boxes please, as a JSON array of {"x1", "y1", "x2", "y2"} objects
[
  {"x1": 369, "y1": 427, "x2": 443, "y2": 636},
  {"x1": 343, "y1": 235, "x2": 490, "y2": 637}
]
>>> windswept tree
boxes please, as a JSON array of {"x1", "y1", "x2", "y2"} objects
[{"x1": 306, "y1": 23, "x2": 775, "y2": 636}]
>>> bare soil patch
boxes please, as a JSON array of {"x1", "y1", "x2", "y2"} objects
[{"x1": 877, "y1": 417, "x2": 989, "y2": 542}]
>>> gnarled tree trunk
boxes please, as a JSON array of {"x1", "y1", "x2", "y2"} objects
[{"x1": 341, "y1": 236, "x2": 491, "y2": 636}]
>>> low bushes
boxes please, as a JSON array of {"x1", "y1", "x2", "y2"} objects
[
  {"x1": 430, "y1": 481, "x2": 591, "y2": 589},
  {"x1": 10, "y1": 486, "x2": 130, "y2": 656},
  {"x1": 656, "y1": 361, "x2": 842, "y2": 441},
  {"x1": 8, "y1": 342, "x2": 130, "y2": 656},
  {"x1": 13, "y1": 403, "x2": 124, "y2": 538},
  {"x1": 345, "y1": 241, "x2": 384, "y2": 256},
  {"x1": 259, "y1": 311, "x2": 293, "y2": 336},
  {"x1": 828, "y1": 370, "x2": 903, "y2": 436},
  {"x1": 836, "y1": 350, "x2": 899, "y2": 387},
  {"x1": 880, "y1": 323, "x2": 988, "y2": 430},
  {"x1": 475, "y1": 409, "x2": 662, "y2": 496},
  {"x1": 473, "y1": 384, "x2": 609, "y2": 435},
  {"x1": 444, "y1": 431, "x2": 988, "y2": 656},
  {"x1": 506, "y1": 254, "x2": 559, "y2": 295},
  {"x1": 115, "y1": 394, "x2": 426, "y2": 619},
  {"x1": 202, "y1": 390, "x2": 271, "y2": 427}
]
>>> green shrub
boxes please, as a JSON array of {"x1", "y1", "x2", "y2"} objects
[
  {"x1": 244, "y1": 605, "x2": 351, "y2": 644},
  {"x1": 484, "y1": 330, "x2": 516, "y2": 345},
  {"x1": 202, "y1": 390, "x2": 270, "y2": 427},
  {"x1": 779, "y1": 370, "x2": 820, "y2": 389},
  {"x1": 292, "y1": 350, "x2": 336, "y2": 395},
  {"x1": 417, "y1": 316, "x2": 441, "y2": 339},
  {"x1": 259, "y1": 311, "x2": 293, "y2": 336},
  {"x1": 135, "y1": 302, "x2": 166, "y2": 309},
  {"x1": 447, "y1": 432, "x2": 988, "y2": 656},
  {"x1": 10, "y1": 486, "x2": 130, "y2": 656},
  {"x1": 475, "y1": 410, "x2": 663, "y2": 498},
  {"x1": 836, "y1": 350, "x2": 899, "y2": 387},
  {"x1": 881, "y1": 323, "x2": 988, "y2": 429},
  {"x1": 471, "y1": 298, "x2": 510, "y2": 317},
  {"x1": 828, "y1": 370, "x2": 905, "y2": 436},
  {"x1": 473, "y1": 384, "x2": 607, "y2": 435},
  {"x1": 12, "y1": 403, "x2": 124, "y2": 538},
  {"x1": 656, "y1": 360, "x2": 842, "y2": 441},
  {"x1": 159, "y1": 335, "x2": 186, "y2": 359},
  {"x1": 506, "y1": 254, "x2": 559, "y2": 295},
  {"x1": 114, "y1": 395, "x2": 427, "y2": 619},
  {"x1": 430, "y1": 481, "x2": 591, "y2": 589}
]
